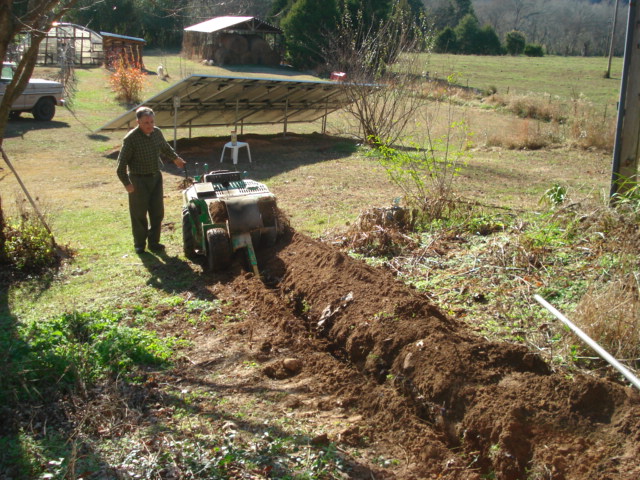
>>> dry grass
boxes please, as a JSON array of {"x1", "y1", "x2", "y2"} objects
[
  {"x1": 485, "y1": 92, "x2": 565, "y2": 122},
  {"x1": 406, "y1": 79, "x2": 615, "y2": 153},
  {"x1": 568, "y1": 207, "x2": 640, "y2": 366},
  {"x1": 574, "y1": 272, "x2": 640, "y2": 364},
  {"x1": 479, "y1": 92, "x2": 615, "y2": 151},
  {"x1": 566, "y1": 97, "x2": 616, "y2": 151},
  {"x1": 485, "y1": 119, "x2": 560, "y2": 150}
]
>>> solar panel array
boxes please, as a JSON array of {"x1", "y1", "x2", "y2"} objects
[{"x1": 97, "y1": 74, "x2": 358, "y2": 132}]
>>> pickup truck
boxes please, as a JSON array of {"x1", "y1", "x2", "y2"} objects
[{"x1": 1, "y1": 62, "x2": 65, "y2": 121}]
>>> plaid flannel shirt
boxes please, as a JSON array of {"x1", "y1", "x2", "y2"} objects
[{"x1": 116, "y1": 126, "x2": 178, "y2": 186}]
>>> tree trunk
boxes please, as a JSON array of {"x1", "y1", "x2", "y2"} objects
[{"x1": 0, "y1": 195, "x2": 6, "y2": 264}]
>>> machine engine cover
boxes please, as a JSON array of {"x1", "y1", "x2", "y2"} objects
[{"x1": 224, "y1": 196, "x2": 264, "y2": 234}]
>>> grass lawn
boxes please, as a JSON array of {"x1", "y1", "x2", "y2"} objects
[{"x1": 420, "y1": 53, "x2": 623, "y2": 110}]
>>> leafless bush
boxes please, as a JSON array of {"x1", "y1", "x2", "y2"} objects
[
  {"x1": 54, "y1": 39, "x2": 78, "y2": 110},
  {"x1": 324, "y1": 5, "x2": 431, "y2": 145},
  {"x1": 343, "y1": 206, "x2": 418, "y2": 257},
  {"x1": 485, "y1": 236, "x2": 554, "y2": 273}
]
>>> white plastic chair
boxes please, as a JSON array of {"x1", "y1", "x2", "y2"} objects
[{"x1": 220, "y1": 141, "x2": 251, "y2": 165}]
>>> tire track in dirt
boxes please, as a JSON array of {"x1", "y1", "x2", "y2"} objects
[{"x1": 198, "y1": 230, "x2": 640, "y2": 479}]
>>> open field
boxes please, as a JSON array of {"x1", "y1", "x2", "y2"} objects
[
  {"x1": 422, "y1": 53, "x2": 624, "y2": 110},
  {"x1": 1, "y1": 52, "x2": 639, "y2": 479}
]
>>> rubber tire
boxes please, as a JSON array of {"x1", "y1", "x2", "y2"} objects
[
  {"x1": 32, "y1": 98, "x2": 56, "y2": 121},
  {"x1": 182, "y1": 211, "x2": 197, "y2": 258},
  {"x1": 206, "y1": 228, "x2": 232, "y2": 272}
]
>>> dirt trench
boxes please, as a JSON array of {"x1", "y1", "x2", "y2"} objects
[{"x1": 196, "y1": 230, "x2": 640, "y2": 479}]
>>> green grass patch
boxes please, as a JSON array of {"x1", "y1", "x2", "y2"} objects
[
  {"x1": 422, "y1": 53, "x2": 623, "y2": 110},
  {"x1": 0, "y1": 308, "x2": 178, "y2": 405}
]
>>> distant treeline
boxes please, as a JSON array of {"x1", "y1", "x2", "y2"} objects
[{"x1": 65, "y1": 0, "x2": 627, "y2": 58}]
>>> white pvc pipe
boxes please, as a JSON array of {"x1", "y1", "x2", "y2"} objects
[{"x1": 534, "y1": 294, "x2": 640, "y2": 391}]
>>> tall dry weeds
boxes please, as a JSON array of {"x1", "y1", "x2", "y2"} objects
[
  {"x1": 567, "y1": 96, "x2": 616, "y2": 151},
  {"x1": 485, "y1": 119, "x2": 560, "y2": 150},
  {"x1": 567, "y1": 204, "x2": 640, "y2": 368},
  {"x1": 481, "y1": 92, "x2": 615, "y2": 151},
  {"x1": 574, "y1": 273, "x2": 640, "y2": 365}
]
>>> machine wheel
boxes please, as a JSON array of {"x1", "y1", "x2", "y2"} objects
[
  {"x1": 32, "y1": 98, "x2": 56, "y2": 121},
  {"x1": 182, "y1": 211, "x2": 197, "y2": 258},
  {"x1": 206, "y1": 228, "x2": 232, "y2": 272}
]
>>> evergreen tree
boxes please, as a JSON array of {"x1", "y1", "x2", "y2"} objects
[
  {"x1": 434, "y1": 26, "x2": 458, "y2": 53},
  {"x1": 505, "y1": 30, "x2": 526, "y2": 55},
  {"x1": 281, "y1": 0, "x2": 340, "y2": 70},
  {"x1": 66, "y1": 0, "x2": 185, "y2": 48},
  {"x1": 454, "y1": 13, "x2": 481, "y2": 54},
  {"x1": 268, "y1": 0, "x2": 293, "y2": 25},
  {"x1": 341, "y1": 0, "x2": 394, "y2": 36},
  {"x1": 478, "y1": 25, "x2": 502, "y2": 55},
  {"x1": 452, "y1": 0, "x2": 475, "y2": 22},
  {"x1": 66, "y1": 0, "x2": 137, "y2": 37}
]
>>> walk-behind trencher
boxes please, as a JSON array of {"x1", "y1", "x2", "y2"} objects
[{"x1": 182, "y1": 169, "x2": 280, "y2": 274}]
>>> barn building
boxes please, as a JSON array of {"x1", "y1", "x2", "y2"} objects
[
  {"x1": 100, "y1": 32, "x2": 146, "y2": 68},
  {"x1": 182, "y1": 16, "x2": 283, "y2": 66}
]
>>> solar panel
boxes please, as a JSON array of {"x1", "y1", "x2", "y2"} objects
[{"x1": 96, "y1": 74, "x2": 359, "y2": 132}]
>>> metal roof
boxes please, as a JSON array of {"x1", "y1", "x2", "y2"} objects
[
  {"x1": 100, "y1": 31, "x2": 146, "y2": 44},
  {"x1": 184, "y1": 16, "x2": 282, "y2": 34},
  {"x1": 97, "y1": 74, "x2": 360, "y2": 132}
]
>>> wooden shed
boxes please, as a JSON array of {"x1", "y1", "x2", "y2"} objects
[
  {"x1": 101, "y1": 32, "x2": 146, "y2": 68},
  {"x1": 183, "y1": 16, "x2": 283, "y2": 66}
]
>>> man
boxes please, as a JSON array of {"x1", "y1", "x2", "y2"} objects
[{"x1": 117, "y1": 106, "x2": 186, "y2": 254}]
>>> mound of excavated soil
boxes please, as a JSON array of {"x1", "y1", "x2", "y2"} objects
[{"x1": 187, "y1": 230, "x2": 640, "y2": 479}]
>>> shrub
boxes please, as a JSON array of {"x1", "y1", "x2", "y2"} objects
[
  {"x1": 0, "y1": 196, "x2": 57, "y2": 275},
  {"x1": 374, "y1": 120, "x2": 473, "y2": 223},
  {"x1": 524, "y1": 44, "x2": 544, "y2": 57},
  {"x1": 485, "y1": 92, "x2": 564, "y2": 122},
  {"x1": 505, "y1": 30, "x2": 526, "y2": 55},
  {"x1": 108, "y1": 54, "x2": 147, "y2": 104},
  {"x1": 434, "y1": 27, "x2": 458, "y2": 53},
  {"x1": 478, "y1": 25, "x2": 503, "y2": 55},
  {"x1": 3, "y1": 221, "x2": 56, "y2": 272}
]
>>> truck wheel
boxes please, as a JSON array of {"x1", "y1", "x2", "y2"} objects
[
  {"x1": 206, "y1": 228, "x2": 232, "y2": 272},
  {"x1": 32, "y1": 98, "x2": 56, "y2": 121},
  {"x1": 182, "y1": 211, "x2": 197, "y2": 258}
]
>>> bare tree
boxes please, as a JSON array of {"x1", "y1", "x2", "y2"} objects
[
  {"x1": 325, "y1": 4, "x2": 430, "y2": 146},
  {"x1": 475, "y1": 0, "x2": 626, "y2": 57},
  {"x1": 0, "y1": 0, "x2": 80, "y2": 144}
]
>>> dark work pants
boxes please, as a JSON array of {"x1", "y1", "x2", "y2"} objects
[{"x1": 128, "y1": 172, "x2": 164, "y2": 249}]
